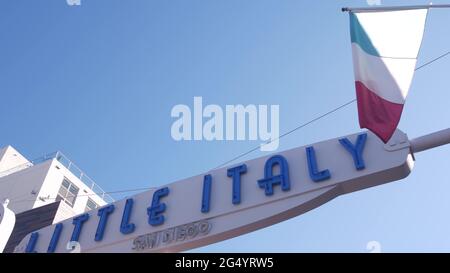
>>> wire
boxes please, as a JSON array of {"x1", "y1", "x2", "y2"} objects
[
  {"x1": 212, "y1": 99, "x2": 357, "y2": 170},
  {"x1": 415, "y1": 51, "x2": 450, "y2": 70},
  {"x1": 210, "y1": 50, "x2": 450, "y2": 170},
  {"x1": 9, "y1": 187, "x2": 156, "y2": 204},
  {"x1": 8, "y1": 50, "x2": 450, "y2": 206}
]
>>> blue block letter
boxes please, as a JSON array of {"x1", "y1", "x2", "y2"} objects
[
  {"x1": 120, "y1": 198, "x2": 136, "y2": 234},
  {"x1": 25, "y1": 232, "x2": 39, "y2": 253},
  {"x1": 306, "y1": 146, "x2": 331, "y2": 182},
  {"x1": 227, "y1": 164, "x2": 247, "y2": 204},
  {"x1": 201, "y1": 174, "x2": 212, "y2": 213},
  {"x1": 339, "y1": 133, "x2": 367, "y2": 170},
  {"x1": 147, "y1": 187, "x2": 170, "y2": 226},
  {"x1": 47, "y1": 223, "x2": 63, "y2": 253},
  {"x1": 95, "y1": 204, "x2": 115, "y2": 242},
  {"x1": 257, "y1": 155, "x2": 290, "y2": 196},
  {"x1": 71, "y1": 213, "x2": 89, "y2": 242}
]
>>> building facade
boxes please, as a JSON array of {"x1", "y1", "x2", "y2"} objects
[{"x1": 0, "y1": 146, "x2": 112, "y2": 252}]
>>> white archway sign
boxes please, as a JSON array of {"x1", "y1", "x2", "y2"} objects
[{"x1": 13, "y1": 128, "x2": 450, "y2": 253}]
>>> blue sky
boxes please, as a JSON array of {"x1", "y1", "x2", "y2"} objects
[{"x1": 1, "y1": 0, "x2": 449, "y2": 252}]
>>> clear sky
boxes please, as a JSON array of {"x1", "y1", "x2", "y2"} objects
[{"x1": 1, "y1": 0, "x2": 449, "y2": 252}]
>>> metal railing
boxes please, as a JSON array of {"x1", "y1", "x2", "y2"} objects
[{"x1": 0, "y1": 151, "x2": 114, "y2": 203}]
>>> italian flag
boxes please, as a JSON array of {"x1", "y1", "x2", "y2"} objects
[{"x1": 350, "y1": 9, "x2": 428, "y2": 143}]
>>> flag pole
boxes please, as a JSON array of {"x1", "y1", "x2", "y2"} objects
[
  {"x1": 342, "y1": 4, "x2": 450, "y2": 13},
  {"x1": 410, "y1": 128, "x2": 450, "y2": 154}
]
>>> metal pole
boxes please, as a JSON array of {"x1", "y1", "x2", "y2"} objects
[
  {"x1": 410, "y1": 128, "x2": 450, "y2": 154},
  {"x1": 342, "y1": 4, "x2": 450, "y2": 13}
]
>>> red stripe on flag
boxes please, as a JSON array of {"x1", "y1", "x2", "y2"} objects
[{"x1": 355, "y1": 81, "x2": 404, "y2": 143}]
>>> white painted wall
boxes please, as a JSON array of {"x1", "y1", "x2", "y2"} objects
[
  {"x1": 0, "y1": 200, "x2": 15, "y2": 253},
  {"x1": 0, "y1": 160, "x2": 53, "y2": 214},
  {"x1": 0, "y1": 145, "x2": 110, "y2": 253},
  {"x1": 0, "y1": 146, "x2": 31, "y2": 175},
  {"x1": 53, "y1": 201, "x2": 79, "y2": 224},
  {"x1": 0, "y1": 146, "x2": 107, "y2": 219},
  {"x1": 37, "y1": 159, "x2": 107, "y2": 217}
]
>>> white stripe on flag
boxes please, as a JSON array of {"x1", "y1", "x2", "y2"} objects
[
  {"x1": 354, "y1": 9, "x2": 428, "y2": 58},
  {"x1": 352, "y1": 43, "x2": 417, "y2": 104}
]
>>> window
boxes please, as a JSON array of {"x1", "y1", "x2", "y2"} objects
[
  {"x1": 85, "y1": 198, "x2": 98, "y2": 212},
  {"x1": 57, "y1": 178, "x2": 79, "y2": 207}
]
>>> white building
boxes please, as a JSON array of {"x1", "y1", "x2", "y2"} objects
[{"x1": 0, "y1": 145, "x2": 113, "y2": 252}]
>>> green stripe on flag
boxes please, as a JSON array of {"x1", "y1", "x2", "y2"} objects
[{"x1": 350, "y1": 12, "x2": 380, "y2": 57}]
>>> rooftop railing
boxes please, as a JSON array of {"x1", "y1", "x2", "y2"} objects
[{"x1": 0, "y1": 151, "x2": 114, "y2": 203}]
